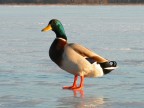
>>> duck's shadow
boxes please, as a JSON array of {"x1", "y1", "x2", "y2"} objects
[{"x1": 57, "y1": 89, "x2": 108, "y2": 108}]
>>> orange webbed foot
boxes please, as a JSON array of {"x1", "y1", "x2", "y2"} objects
[
  {"x1": 63, "y1": 85, "x2": 77, "y2": 89},
  {"x1": 72, "y1": 86, "x2": 84, "y2": 90}
]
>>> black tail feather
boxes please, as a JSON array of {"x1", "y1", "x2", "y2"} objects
[{"x1": 99, "y1": 61, "x2": 117, "y2": 75}]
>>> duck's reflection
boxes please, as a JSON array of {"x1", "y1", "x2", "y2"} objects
[
  {"x1": 73, "y1": 89, "x2": 84, "y2": 98},
  {"x1": 57, "y1": 89, "x2": 106, "y2": 108}
]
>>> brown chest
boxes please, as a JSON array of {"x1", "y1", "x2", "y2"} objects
[{"x1": 49, "y1": 38, "x2": 67, "y2": 66}]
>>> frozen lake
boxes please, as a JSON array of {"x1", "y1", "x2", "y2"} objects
[{"x1": 0, "y1": 5, "x2": 144, "y2": 108}]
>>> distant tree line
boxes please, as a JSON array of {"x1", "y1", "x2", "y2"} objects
[{"x1": 0, "y1": 0, "x2": 144, "y2": 4}]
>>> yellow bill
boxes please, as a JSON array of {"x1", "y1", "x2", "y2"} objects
[{"x1": 41, "y1": 24, "x2": 52, "y2": 32}]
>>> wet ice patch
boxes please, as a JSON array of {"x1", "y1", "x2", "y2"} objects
[{"x1": 0, "y1": 95, "x2": 45, "y2": 108}]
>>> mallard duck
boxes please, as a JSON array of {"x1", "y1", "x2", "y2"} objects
[{"x1": 41, "y1": 19, "x2": 117, "y2": 90}]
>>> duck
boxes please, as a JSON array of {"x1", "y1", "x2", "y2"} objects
[{"x1": 41, "y1": 19, "x2": 117, "y2": 90}]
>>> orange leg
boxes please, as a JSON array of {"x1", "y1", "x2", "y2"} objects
[
  {"x1": 63, "y1": 75, "x2": 84, "y2": 90},
  {"x1": 73, "y1": 76, "x2": 84, "y2": 90},
  {"x1": 63, "y1": 75, "x2": 78, "y2": 89}
]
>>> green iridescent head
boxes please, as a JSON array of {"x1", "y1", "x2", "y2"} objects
[{"x1": 41, "y1": 19, "x2": 67, "y2": 40}]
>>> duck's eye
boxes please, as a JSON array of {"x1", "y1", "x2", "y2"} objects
[{"x1": 53, "y1": 20, "x2": 57, "y2": 24}]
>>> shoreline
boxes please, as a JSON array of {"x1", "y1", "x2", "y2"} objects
[{"x1": 0, "y1": 3, "x2": 144, "y2": 6}]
